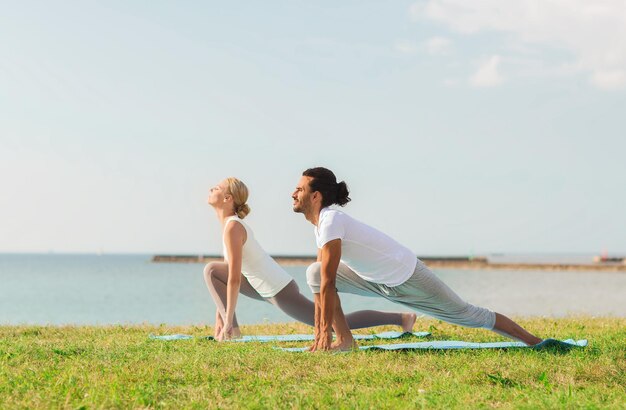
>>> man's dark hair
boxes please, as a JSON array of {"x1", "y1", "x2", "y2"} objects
[{"x1": 302, "y1": 167, "x2": 351, "y2": 208}]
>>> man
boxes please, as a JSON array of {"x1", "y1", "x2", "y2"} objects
[{"x1": 292, "y1": 167, "x2": 542, "y2": 352}]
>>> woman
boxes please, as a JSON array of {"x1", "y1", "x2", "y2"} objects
[{"x1": 204, "y1": 177, "x2": 416, "y2": 341}]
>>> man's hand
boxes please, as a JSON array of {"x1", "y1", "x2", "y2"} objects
[
  {"x1": 309, "y1": 239, "x2": 355, "y2": 352},
  {"x1": 309, "y1": 328, "x2": 333, "y2": 352},
  {"x1": 309, "y1": 293, "x2": 332, "y2": 351}
]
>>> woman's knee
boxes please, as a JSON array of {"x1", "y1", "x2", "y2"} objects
[
  {"x1": 271, "y1": 283, "x2": 315, "y2": 326},
  {"x1": 305, "y1": 262, "x2": 322, "y2": 293},
  {"x1": 203, "y1": 262, "x2": 222, "y2": 280}
]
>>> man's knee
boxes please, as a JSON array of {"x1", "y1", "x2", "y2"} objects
[
  {"x1": 446, "y1": 303, "x2": 496, "y2": 329},
  {"x1": 305, "y1": 262, "x2": 322, "y2": 294}
]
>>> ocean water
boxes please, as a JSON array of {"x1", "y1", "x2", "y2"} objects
[{"x1": 0, "y1": 254, "x2": 624, "y2": 326}]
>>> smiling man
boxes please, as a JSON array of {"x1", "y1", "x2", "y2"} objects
[{"x1": 292, "y1": 167, "x2": 543, "y2": 352}]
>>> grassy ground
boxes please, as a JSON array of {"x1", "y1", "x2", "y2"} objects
[{"x1": 1, "y1": 317, "x2": 624, "y2": 409}]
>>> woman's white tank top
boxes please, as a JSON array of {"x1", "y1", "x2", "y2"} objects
[{"x1": 222, "y1": 216, "x2": 292, "y2": 298}]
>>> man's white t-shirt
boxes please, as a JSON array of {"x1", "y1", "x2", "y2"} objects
[{"x1": 314, "y1": 207, "x2": 418, "y2": 287}]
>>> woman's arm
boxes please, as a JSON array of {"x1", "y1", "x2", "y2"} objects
[{"x1": 219, "y1": 221, "x2": 247, "y2": 340}]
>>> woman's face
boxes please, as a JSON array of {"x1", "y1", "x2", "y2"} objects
[{"x1": 207, "y1": 180, "x2": 231, "y2": 206}]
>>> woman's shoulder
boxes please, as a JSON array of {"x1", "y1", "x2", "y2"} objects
[{"x1": 223, "y1": 217, "x2": 248, "y2": 238}]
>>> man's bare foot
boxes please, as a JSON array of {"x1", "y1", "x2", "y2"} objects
[
  {"x1": 331, "y1": 338, "x2": 358, "y2": 351},
  {"x1": 402, "y1": 312, "x2": 417, "y2": 332}
]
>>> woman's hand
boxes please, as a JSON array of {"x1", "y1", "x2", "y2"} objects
[
  {"x1": 217, "y1": 320, "x2": 235, "y2": 341},
  {"x1": 214, "y1": 311, "x2": 224, "y2": 339}
]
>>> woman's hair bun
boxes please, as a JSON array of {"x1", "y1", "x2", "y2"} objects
[{"x1": 236, "y1": 203, "x2": 250, "y2": 219}]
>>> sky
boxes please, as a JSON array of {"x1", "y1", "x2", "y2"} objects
[{"x1": 1, "y1": 1, "x2": 625, "y2": 256}]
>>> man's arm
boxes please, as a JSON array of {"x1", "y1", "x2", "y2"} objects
[
  {"x1": 307, "y1": 250, "x2": 324, "y2": 351},
  {"x1": 313, "y1": 239, "x2": 342, "y2": 351}
]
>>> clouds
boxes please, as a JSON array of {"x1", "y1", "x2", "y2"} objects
[
  {"x1": 393, "y1": 39, "x2": 418, "y2": 54},
  {"x1": 410, "y1": 0, "x2": 626, "y2": 90},
  {"x1": 394, "y1": 36, "x2": 452, "y2": 58},
  {"x1": 470, "y1": 55, "x2": 503, "y2": 87},
  {"x1": 592, "y1": 70, "x2": 626, "y2": 89},
  {"x1": 424, "y1": 36, "x2": 452, "y2": 55}
]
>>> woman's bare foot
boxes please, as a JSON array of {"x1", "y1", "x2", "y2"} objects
[
  {"x1": 493, "y1": 312, "x2": 542, "y2": 345},
  {"x1": 231, "y1": 327, "x2": 242, "y2": 339},
  {"x1": 402, "y1": 312, "x2": 417, "y2": 332}
]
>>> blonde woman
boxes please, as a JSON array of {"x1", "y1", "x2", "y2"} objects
[{"x1": 204, "y1": 177, "x2": 416, "y2": 341}]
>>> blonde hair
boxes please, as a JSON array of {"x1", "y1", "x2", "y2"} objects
[{"x1": 226, "y1": 177, "x2": 251, "y2": 219}]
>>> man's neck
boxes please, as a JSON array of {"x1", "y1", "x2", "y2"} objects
[{"x1": 306, "y1": 206, "x2": 323, "y2": 227}]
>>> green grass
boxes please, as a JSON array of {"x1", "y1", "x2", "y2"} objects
[{"x1": 1, "y1": 317, "x2": 624, "y2": 409}]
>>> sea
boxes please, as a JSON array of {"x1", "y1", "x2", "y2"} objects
[{"x1": 0, "y1": 254, "x2": 624, "y2": 326}]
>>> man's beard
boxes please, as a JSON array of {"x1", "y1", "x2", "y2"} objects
[{"x1": 292, "y1": 201, "x2": 306, "y2": 213}]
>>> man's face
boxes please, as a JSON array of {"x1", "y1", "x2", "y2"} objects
[{"x1": 292, "y1": 176, "x2": 314, "y2": 214}]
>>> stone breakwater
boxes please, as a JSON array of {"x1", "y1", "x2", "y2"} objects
[
  {"x1": 151, "y1": 255, "x2": 626, "y2": 271},
  {"x1": 152, "y1": 255, "x2": 315, "y2": 266}
]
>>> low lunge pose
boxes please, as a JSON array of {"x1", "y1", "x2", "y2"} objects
[
  {"x1": 292, "y1": 167, "x2": 543, "y2": 352},
  {"x1": 204, "y1": 177, "x2": 416, "y2": 341}
]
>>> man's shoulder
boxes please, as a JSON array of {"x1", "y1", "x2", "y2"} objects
[{"x1": 320, "y1": 208, "x2": 348, "y2": 224}]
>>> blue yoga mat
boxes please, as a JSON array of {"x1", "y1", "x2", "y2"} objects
[
  {"x1": 149, "y1": 330, "x2": 431, "y2": 342},
  {"x1": 278, "y1": 338, "x2": 588, "y2": 352},
  {"x1": 149, "y1": 334, "x2": 197, "y2": 341}
]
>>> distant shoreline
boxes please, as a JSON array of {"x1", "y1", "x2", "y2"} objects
[{"x1": 151, "y1": 255, "x2": 626, "y2": 271}]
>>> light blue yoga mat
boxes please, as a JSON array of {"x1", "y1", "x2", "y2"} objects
[
  {"x1": 278, "y1": 338, "x2": 588, "y2": 352},
  {"x1": 149, "y1": 334, "x2": 197, "y2": 341},
  {"x1": 149, "y1": 330, "x2": 431, "y2": 342}
]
